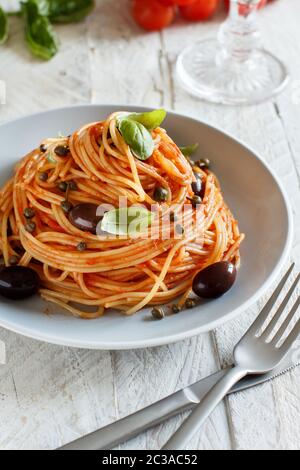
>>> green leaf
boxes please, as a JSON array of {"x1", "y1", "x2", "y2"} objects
[
  {"x1": 180, "y1": 143, "x2": 199, "y2": 157},
  {"x1": 118, "y1": 118, "x2": 154, "y2": 161},
  {"x1": 127, "y1": 109, "x2": 167, "y2": 131},
  {"x1": 101, "y1": 207, "x2": 155, "y2": 236},
  {"x1": 48, "y1": 0, "x2": 95, "y2": 23},
  {"x1": 21, "y1": 1, "x2": 59, "y2": 60},
  {"x1": 0, "y1": 7, "x2": 8, "y2": 45}
]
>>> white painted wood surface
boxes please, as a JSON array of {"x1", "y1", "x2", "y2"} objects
[{"x1": 0, "y1": 0, "x2": 299, "y2": 450}]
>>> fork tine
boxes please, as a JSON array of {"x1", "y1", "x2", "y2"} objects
[
  {"x1": 272, "y1": 296, "x2": 300, "y2": 347},
  {"x1": 261, "y1": 273, "x2": 300, "y2": 340},
  {"x1": 247, "y1": 264, "x2": 295, "y2": 336},
  {"x1": 279, "y1": 317, "x2": 300, "y2": 357}
]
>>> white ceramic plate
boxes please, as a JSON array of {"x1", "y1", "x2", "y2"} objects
[{"x1": 0, "y1": 105, "x2": 293, "y2": 350}]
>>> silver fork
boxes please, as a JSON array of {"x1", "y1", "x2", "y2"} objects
[{"x1": 163, "y1": 264, "x2": 300, "y2": 450}]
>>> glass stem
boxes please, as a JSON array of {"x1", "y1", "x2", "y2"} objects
[{"x1": 217, "y1": 0, "x2": 262, "y2": 65}]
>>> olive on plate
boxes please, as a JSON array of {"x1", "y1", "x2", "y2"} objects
[
  {"x1": 69, "y1": 203, "x2": 102, "y2": 234},
  {"x1": 0, "y1": 266, "x2": 40, "y2": 300},
  {"x1": 193, "y1": 261, "x2": 237, "y2": 299}
]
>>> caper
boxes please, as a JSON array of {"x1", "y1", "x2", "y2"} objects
[
  {"x1": 151, "y1": 307, "x2": 165, "y2": 320},
  {"x1": 196, "y1": 158, "x2": 210, "y2": 170},
  {"x1": 175, "y1": 224, "x2": 184, "y2": 235},
  {"x1": 39, "y1": 144, "x2": 47, "y2": 153},
  {"x1": 57, "y1": 182, "x2": 68, "y2": 192},
  {"x1": 185, "y1": 298, "x2": 196, "y2": 309},
  {"x1": 23, "y1": 207, "x2": 35, "y2": 219},
  {"x1": 8, "y1": 255, "x2": 19, "y2": 266},
  {"x1": 171, "y1": 304, "x2": 181, "y2": 314},
  {"x1": 25, "y1": 221, "x2": 36, "y2": 233},
  {"x1": 61, "y1": 200, "x2": 73, "y2": 214},
  {"x1": 154, "y1": 186, "x2": 169, "y2": 203},
  {"x1": 54, "y1": 145, "x2": 70, "y2": 157},
  {"x1": 169, "y1": 212, "x2": 177, "y2": 223},
  {"x1": 69, "y1": 181, "x2": 78, "y2": 191},
  {"x1": 38, "y1": 172, "x2": 48, "y2": 182},
  {"x1": 77, "y1": 242, "x2": 87, "y2": 252},
  {"x1": 188, "y1": 195, "x2": 202, "y2": 208}
]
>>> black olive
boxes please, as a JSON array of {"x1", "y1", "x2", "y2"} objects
[
  {"x1": 40, "y1": 144, "x2": 47, "y2": 153},
  {"x1": 25, "y1": 221, "x2": 36, "y2": 233},
  {"x1": 192, "y1": 172, "x2": 205, "y2": 199},
  {"x1": 61, "y1": 200, "x2": 73, "y2": 214},
  {"x1": 69, "y1": 203, "x2": 102, "y2": 234},
  {"x1": 0, "y1": 266, "x2": 40, "y2": 300},
  {"x1": 54, "y1": 145, "x2": 70, "y2": 157},
  {"x1": 24, "y1": 207, "x2": 35, "y2": 219},
  {"x1": 39, "y1": 172, "x2": 48, "y2": 182},
  {"x1": 153, "y1": 186, "x2": 169, "y2": 202},
  {"x1": 57, "y1": 182, "x2": 68, "y2": 192},
  {"x1": 192, "y1": 172, "x2": 202, "y2": 195},
  {"x1": 193, "y1": 261, "x2": 237, "y2": 299}
]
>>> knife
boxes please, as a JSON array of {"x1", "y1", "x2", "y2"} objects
[{"x1": 59, "y1": 348, "x2": 300, "y2": 450}]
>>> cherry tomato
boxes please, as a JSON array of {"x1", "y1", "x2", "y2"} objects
[
  {"x1": 132, "y1": 0, "x2": 175, "y2": 32},
  {"x1": 159, "y1": 0, "x2": 196, "y2": 6},
  {"x1": 179, "y1": 0, "x2": 219, "y2": 21}
]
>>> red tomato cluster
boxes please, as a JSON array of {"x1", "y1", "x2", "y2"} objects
[{"x1": 132, "y1": 0, "x2": 270, "y2": 32}]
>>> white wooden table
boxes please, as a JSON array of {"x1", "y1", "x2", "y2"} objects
[{"x1": 0, "y1": 0, "x2": 299, "y2": 450}]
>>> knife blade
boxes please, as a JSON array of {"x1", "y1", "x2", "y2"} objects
[{"x1": 59, "y1": 347, "x2": 300, "y2": 451}]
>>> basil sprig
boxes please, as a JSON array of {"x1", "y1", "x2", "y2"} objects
[
  {"x1": 0, "y1": 0, "x2": 95, "y2": 60},
  {"x1": 101, "y1": 207, "x2": 154, "y2": 236},
  {"x1": 0, "y1": 7, "x2": 8, "y2": 45},
  {"x1": 118, "y1": 119, "x2": 154, "y2": 161},
  {"x1": 117, "y1": 109, "x2": 167, "y2": 161},
  {"x1": 127, "y1": 109, "x2": 167, "y2": 131},
  {"x1": 180, "y1": 143, "x2": 199, "y2": 158},
  {"x1": 48, "y1": 0, "x2": 95, "y2": 24},
  {"x1": 22, "y1": 0, "x2": 59, "y2": 61}
]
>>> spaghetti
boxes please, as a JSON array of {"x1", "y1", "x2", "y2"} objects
[{"x1": 0, "y1": 111, "x2": 244, "y2": 318}]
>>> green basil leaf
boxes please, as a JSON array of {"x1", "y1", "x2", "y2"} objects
[
  {"x1": 127, "y1": 109, "x2": 167, "y2": 131},
  {"x1": 101, "y1": 207, "x2": 154, "y2": 236},
  {"x1": 49, "y1": 0, "x2": 95, "y2": 23},
  {"x1": 180, "y1": 143, "x2": 199, "y2": 157},
  {"x1": 0, "y1": 7, "x2": 8, "y2": 45},
  {"x1": 118, "y1": 118, "x2": 154, "y2": 161},
  {"x1": 21, "y1": 1, "x2": 59, "y2": 60}
]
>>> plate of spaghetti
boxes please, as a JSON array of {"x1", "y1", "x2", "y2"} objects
[{"x1": 0, "y1": 105, "x2": 292, "y2": 349}]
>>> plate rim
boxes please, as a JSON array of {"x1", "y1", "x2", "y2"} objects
[{"x1": 0, "y1": 104, "x2": 294, "y2": 350}]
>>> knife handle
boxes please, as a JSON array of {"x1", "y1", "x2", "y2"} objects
[{"x1": 59, "y1": 388, "x2": 200, "y2": 450}]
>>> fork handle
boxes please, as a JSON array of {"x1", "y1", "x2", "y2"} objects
[{"x1": 162, "y1": 365, "x2": 248, "y2": 450}]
